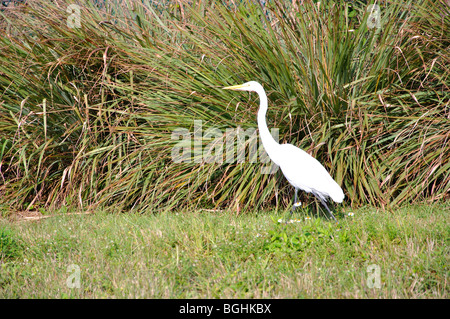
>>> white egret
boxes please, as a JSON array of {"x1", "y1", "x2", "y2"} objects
[{"x1": 223, "y1": 81, "x2": 344, "y2": 221}]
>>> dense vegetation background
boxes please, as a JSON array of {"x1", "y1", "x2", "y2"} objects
[{"x1": 0, "y1": 0, "x2": 449, "y2": 213}]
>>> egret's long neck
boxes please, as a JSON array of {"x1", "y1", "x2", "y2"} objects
[{"x1": 255, "y1": 87, "x2": 281, "y2": 166}]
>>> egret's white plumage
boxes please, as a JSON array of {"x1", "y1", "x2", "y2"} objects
[
  {"x1": 223, "y1": 81, "x2": 344, "y2": 220},
  {"x1": 277, "y1": 143, "x2": 344, "y2": 203}
]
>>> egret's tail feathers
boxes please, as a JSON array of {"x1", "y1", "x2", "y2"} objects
[
  {"x1": 311, "y1": 181, "x2": 344, "y2": 204},
  {"x1": 330, "y1": 184, "x2": 345, "y2": 203}
]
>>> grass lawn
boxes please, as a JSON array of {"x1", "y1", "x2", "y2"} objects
[{"x1": 0, "y1": 203, "x2": 448, "y2": 298}]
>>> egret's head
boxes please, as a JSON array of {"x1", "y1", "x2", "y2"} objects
[{"x1": 223, "y1": 81, "x2": 262, "y2": 92}]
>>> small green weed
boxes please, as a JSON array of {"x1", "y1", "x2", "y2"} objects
[
  {"x1": 264, "y1": 218, "x2": 349, "y2": 253},
  {"x1": 0, "y1": 227, "x2": 23, "y2": 260}
]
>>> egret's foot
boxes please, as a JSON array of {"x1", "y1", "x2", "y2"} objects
[{"x1": 329, "y1": 215, "x2": 339, "y2": 224}]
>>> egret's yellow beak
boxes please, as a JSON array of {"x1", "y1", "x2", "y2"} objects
[{"x1": 223, "y1": 84, "x2": 246, "y2": 90}]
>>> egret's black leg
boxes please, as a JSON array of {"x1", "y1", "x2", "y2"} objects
[
  {"x1": 312, "y1": 193, "x2": 338, "y2": 222},
  {"x1": 290, "y1": 188, "x2": 301, "y2": 215},
  {"x1": 319, "y1": 198, "x2": 338, "y2": 222}
]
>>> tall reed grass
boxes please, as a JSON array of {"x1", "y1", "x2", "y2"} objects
[{"x1": 0, "y1": 0, "x2": 449, "y2": 213}]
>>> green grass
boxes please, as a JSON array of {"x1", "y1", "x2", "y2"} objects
[{"x1": 1, "y1": 203, "x2": 448, "y2": 298}]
